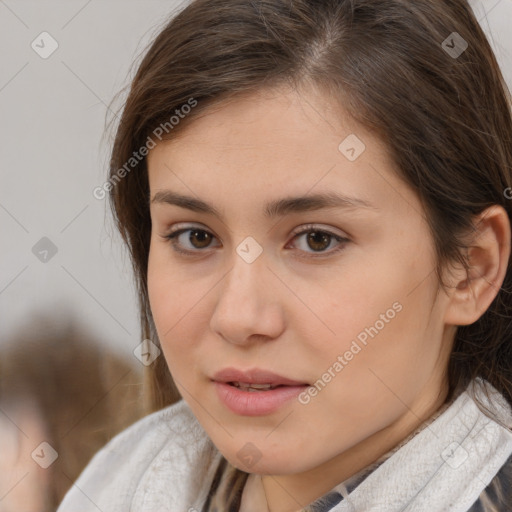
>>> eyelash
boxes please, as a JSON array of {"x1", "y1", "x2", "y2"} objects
[{"x1": 162, "y1": 224, "x2": 350, "y2": 259}]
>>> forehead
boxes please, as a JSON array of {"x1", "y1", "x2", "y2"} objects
[
  {"x1": 146, "y1": 86, "x2": 419, "y2": 219},
  {"x1": 150, "y1": 86, "x2": 373, "y2": 162}
]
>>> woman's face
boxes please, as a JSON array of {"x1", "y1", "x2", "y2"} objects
[{"x1": 146, "y1": 85, "x2": 455, "y2": 480}]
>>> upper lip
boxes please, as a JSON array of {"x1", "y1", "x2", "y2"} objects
[{"x1": 212, "y1": 367, "x2": 309, "y2": 386}]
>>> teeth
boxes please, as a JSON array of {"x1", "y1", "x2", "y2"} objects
[{"x1": 232, "y1": 382, "x2": 277, "y2": 390}]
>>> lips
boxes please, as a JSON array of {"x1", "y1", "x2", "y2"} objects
[
  {"x1": 212, "y1": 367, "x2": 309, "y2": 387},
  {"x1": 213, "y1": 375, "x2": 310, "y2": 416}
]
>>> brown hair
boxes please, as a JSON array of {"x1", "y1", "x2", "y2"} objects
[{"x1": 107, "y1": 0, "x2": 512, "y2": 506}]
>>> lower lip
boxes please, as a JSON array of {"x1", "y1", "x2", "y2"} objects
[{"x1": 213, "y1": 381, "x2": 308, "y2": 416}]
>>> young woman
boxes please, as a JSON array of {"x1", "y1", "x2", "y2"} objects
[{"x1": 57, "y1": 0, "x2": 512, "y2": 510}]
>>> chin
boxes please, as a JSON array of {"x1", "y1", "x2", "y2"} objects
[{"x1": 220, "y1": 446, "x2": 306, "y2": 475}]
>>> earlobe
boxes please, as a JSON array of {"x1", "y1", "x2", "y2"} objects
[{"x1": 443, "y1": 205, "x2": 511, "y2": 327}]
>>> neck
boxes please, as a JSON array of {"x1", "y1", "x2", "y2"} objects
[{"x1": 240, "y1": 380, "x2": 450, "y2": 512}]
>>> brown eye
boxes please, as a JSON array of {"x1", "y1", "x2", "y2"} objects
[
  {"x1": 188, "y1": 229, "x2": 213, "y2": 249},
  {"x1": 164, "y1": 227, "x2": 219, "y2": 254},
  {"x1": 290, "y1": 225, "x2": 349, "y2": 258},
  {"x1": 305, "y1": 231, "x2": 332, "y2": 252}
]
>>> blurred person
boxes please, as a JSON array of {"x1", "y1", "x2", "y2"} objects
[{"x1": 0, "y1": 316, "x2": 144, "y2": 511}]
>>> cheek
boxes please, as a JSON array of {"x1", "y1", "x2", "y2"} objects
[
  {"x1": 147, "y1": 247, "x2": 185, "y2": 355},
  {"x1": 148, "y1": 241, "x2": 191, "y2": 329},
  {"x1": 147, "y1": 249, "x2": 172, "y2": 330},
  {"x1": 305, "y1": 244, "x2": 439, "y2": 391},
  {"x1": 147, "y1": 245, "x2": 210, "y2": 379},
  {"x1": 300, "y1": 262, "x2": 402, "y2": 353},
  {"x1": 318, "y1": 294, "x2": 441, "y2": 430}
]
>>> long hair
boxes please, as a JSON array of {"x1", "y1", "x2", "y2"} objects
[{"x1": 106, "y1": 0, "x2": 512, "y2": 508}]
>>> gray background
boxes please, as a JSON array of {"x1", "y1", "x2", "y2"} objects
[{"x1": 1, "y1": 0, "x2": 511, "y2": 364}]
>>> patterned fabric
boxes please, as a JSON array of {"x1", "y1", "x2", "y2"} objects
[
  {"x1": 307, "y1": 491, "x2": 343, "y2": 512},
  {"x1": 301, "y1": 452, "x2": 512, "y2": 512}
]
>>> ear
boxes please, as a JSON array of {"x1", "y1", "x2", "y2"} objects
[{"x1": 443, "y1": 205, "x2": 511, "y2": 326}]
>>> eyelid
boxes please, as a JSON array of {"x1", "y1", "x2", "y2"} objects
[
  {"x1": 286, "y1": 223, "x2": 349, "y2": 259},
  {"x1": 288, "y1": 223, "x2": 348, "y2": 239},
  {"x1": 162, "y1": 223, "x2": 221, "y2": 255}
]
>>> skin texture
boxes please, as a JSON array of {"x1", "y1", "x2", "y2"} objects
[{"x1": 146, "y1": 85, "x2": 510, "y2": 512}]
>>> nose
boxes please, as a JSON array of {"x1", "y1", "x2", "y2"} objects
[{"x1": 209, "y1": 248, "x2": 285, "y2": 346}]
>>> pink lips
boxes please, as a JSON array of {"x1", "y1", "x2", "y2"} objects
[
  {"x1": 211, "y1": 367, "x2": 309, "y2": 416},
  {"x1": 212, "y1": 367, "x2": 308, "y2": 387}
]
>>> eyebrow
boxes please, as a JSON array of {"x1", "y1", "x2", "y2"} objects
[{"x1": 150, "y1": 190, "x2": 378, "y2": 220}]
